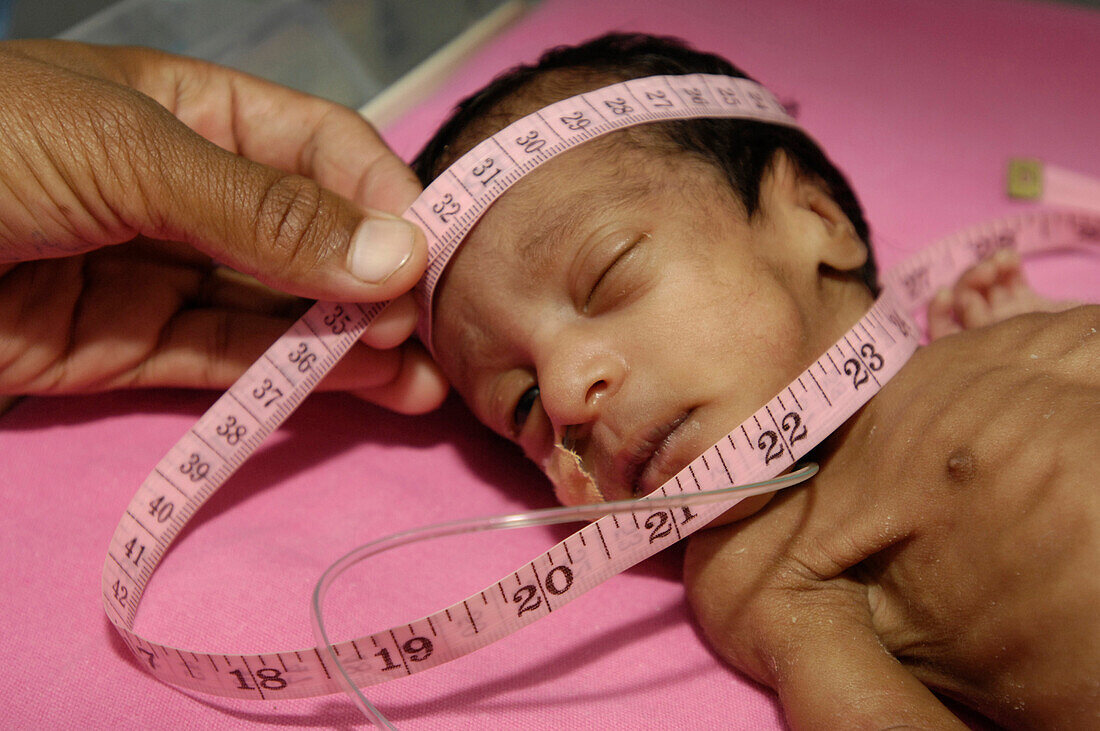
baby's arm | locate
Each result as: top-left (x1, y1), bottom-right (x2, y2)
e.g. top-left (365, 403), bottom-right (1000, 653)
top-left (927, 248), bottom-right (1076, 339)
top-left (684, 497), bottom-right (965, 729)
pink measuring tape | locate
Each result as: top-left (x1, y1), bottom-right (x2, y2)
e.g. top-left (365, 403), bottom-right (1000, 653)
top-left (100, 73), bottom-right (1099, 708)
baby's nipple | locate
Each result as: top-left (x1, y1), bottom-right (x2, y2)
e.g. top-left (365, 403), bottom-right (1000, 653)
top-left (543, 442), bottom-right (603, 506)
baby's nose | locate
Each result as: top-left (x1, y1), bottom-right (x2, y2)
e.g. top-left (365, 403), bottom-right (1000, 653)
top-left (537, 338), bottom-right (626, 428)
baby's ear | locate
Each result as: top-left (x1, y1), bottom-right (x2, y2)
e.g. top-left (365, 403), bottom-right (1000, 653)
top-left (766, 152), bottom-right (867, 274)
top-left (803, 184), bottom-right (867, 273)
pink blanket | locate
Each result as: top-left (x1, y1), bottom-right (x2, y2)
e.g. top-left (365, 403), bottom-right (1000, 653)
top-left (2, 0), bottom-right (1097, 727)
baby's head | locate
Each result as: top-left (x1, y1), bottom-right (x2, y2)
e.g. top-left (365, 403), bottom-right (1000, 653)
top-left (414, 33), bottom-right (877, 506)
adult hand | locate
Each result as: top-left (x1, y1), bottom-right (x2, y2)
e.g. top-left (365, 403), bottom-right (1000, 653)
top-left (0, 40), bottom-right (448, 414)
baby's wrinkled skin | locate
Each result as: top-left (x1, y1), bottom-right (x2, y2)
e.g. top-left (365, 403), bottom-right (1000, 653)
top-left (686, 307), bottom-right (1099, 729)
top-left (430, 132), bottom-right (1099, 727)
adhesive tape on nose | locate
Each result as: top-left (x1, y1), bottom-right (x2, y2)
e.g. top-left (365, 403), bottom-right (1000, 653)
top-left (543, 442), bottom-right (602, 505)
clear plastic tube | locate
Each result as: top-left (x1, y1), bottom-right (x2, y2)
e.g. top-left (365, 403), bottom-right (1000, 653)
top-left (311, 462), bottom-right (818, 728)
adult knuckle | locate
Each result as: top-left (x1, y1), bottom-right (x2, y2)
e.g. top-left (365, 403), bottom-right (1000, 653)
top-left (252, 173), bottom-right (335, 275)
top-left (85, 87), bottom-right (158, 162)
top-left (298, 105), bottom-right (349, 171)
top-left (80, 87), bottom-right (176, 229)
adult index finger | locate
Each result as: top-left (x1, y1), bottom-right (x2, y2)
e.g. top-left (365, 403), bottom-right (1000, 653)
top-left (1, 41), bottom-right (423, 217)
top-left (114, 46), bottom-right (424, 216)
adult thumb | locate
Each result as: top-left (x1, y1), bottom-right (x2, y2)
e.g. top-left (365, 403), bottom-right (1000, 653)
top-left (139, 112), bottom-right (429, 303)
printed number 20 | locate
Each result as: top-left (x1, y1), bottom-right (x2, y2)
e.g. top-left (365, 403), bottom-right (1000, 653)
top-left (512, 565), bottom-right (575, 616)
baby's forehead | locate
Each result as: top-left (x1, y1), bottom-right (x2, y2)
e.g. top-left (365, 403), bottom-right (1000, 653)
top-left (455, 138), bottom-right (663, 254)
top-left (429, 141), bottom-right (674, 382)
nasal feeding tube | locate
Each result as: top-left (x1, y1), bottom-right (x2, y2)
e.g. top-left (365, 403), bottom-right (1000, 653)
top-left (311, 463), bottom-right (819, 729)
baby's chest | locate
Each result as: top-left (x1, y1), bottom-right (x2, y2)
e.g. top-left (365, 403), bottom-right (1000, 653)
top-left (796, 380), bottom-right (1085, 593)
top-left (851, 338), bottom-right (1096, 507)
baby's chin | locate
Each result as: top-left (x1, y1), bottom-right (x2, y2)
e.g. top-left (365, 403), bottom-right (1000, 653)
top-left (542, 442), bottom-right (777, 526)
top-left (703, 492), bottom-right (777, 527)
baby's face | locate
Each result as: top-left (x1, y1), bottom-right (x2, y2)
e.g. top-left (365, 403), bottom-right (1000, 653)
top-left (432, 139), bottom-right (871, 505)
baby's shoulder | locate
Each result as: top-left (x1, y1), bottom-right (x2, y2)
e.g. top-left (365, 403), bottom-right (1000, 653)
top-left (901, 304), bottom-right (1098, 390)
top-left (846, 305), bottom-right (1099, 479)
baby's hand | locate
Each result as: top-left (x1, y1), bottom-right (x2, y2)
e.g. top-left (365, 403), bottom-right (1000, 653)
top-left (927, 248), bottom-right (1076, 339)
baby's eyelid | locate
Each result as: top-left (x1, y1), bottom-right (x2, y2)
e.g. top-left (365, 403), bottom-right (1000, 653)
top-left (511, 384), bottom-right (540, 435)
top-left (583, 233), bottom-right (648, 313)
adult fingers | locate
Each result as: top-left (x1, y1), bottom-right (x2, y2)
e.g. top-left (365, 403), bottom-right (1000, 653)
top-left (139, 260), bottom-right (423, 368)
top-left (1, 40), bottom-right (423, 215)
top-left (0, 43), bottom-right (427, 303)
top-left (198, 275), bottom-right (443, 409)
top-left (114, 307), bottom-right (404, 393)
top-left (141, 107), bottom-right (428, 302)
top-left (162, 54), bottom-right (423, 215)
top-left (360, 293), bottom-right (420, 349)
top-left (353, 345), bottom-right (449, 415)
top-left (137, 307), bottom-right (446, 414)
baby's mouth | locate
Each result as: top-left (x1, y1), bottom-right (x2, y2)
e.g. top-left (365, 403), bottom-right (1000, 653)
top-left (544, 410), bottom-right (696, 504)
top-left (612, 410), bottom-right (692, 498)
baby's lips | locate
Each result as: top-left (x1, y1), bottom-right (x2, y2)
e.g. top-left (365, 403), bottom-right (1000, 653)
top-left (544, 443), bottom-right (604, 506)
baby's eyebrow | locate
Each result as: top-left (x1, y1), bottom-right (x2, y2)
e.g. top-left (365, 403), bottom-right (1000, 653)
top-left (514, 176), bottom-right (654, 273)
top-left (517, 203), bottom-right (589, 273)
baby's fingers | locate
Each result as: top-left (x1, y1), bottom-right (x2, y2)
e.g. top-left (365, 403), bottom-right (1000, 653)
top-left (954, 286), bottom-right (994, 329)
top-left (928, 288), bottom-right (962, 340)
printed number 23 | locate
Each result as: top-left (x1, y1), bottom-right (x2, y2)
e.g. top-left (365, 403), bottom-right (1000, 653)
top-left (843, 343), bottom-right (884, 390)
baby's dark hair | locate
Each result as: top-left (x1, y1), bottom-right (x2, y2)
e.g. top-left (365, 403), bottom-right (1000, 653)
top-left (413, 32), bottom-right (878, 292)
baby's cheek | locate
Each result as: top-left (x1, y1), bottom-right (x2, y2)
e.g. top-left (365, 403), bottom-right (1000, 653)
top-left (543, 443), bottom-right (603, 506)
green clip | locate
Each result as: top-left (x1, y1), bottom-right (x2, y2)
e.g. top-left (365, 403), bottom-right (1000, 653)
top-left (1007, 158), bottom-right (1043, 200)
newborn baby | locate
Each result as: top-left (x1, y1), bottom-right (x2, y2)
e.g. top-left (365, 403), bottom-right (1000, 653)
top-left (414, 33), bottom-right (1098, 729)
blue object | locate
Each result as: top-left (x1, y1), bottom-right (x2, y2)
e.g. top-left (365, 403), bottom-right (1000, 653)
top-left (0, 0), bottom-right (10, 39)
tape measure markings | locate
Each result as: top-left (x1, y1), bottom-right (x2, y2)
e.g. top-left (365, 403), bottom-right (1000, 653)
top-left (106, 295), bottom-right (387, 621)
top-left (411, 74), bottom-right (796, 325)
top-left (101, 72), bottom-right (1098, 701)
top-left (881, 209), bottom-right (1097, 312)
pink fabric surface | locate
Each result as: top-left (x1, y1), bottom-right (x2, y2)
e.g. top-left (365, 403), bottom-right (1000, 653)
top-left (1, 0), bottom-right (1097, 728)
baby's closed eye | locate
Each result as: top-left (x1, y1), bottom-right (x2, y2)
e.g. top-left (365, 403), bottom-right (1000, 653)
top-left (513, 384), bottom-right (540, 432)
top-left (584, 233), bottom-right (651, 314)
